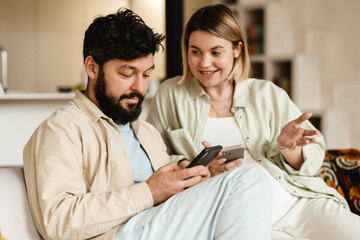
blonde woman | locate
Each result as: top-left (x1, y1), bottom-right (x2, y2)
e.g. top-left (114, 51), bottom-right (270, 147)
top-left (147, 4), bottom-right (360, 239)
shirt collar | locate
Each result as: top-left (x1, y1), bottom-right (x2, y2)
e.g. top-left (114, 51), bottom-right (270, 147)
top-left (72, 90), bottom-right (142, 130)
top-left (184, 77), bottom-right (208, 99)
top-left (233, 79), bottom-right (250, 108)
top-left (72, 90), bottom-right (109, 123)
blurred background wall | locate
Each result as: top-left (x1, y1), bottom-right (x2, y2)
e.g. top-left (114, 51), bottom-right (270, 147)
top-left (0, 0), bottom-right (359, 148)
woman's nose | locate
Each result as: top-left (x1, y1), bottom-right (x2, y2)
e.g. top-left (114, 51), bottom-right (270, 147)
top-left (199, 54), bottom-right (212, 68)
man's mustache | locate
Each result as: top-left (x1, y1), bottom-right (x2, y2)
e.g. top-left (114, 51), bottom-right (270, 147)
top-left (119, 92), bottom-right (144, 101)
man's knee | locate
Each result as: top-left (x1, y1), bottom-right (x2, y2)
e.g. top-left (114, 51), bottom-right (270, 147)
top-left (229, 166), bottom-right (271, 194)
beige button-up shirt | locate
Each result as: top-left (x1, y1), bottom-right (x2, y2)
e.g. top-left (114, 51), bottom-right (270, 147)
top-left (23, 90), bottom-right (169, 239)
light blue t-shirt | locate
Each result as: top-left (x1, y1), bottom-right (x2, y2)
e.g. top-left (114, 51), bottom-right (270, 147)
top-left (118, 123), bottom-right (154, 184)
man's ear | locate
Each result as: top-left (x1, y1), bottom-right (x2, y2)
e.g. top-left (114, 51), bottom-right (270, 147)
top-left (84, 56), bottom-right (99, 80)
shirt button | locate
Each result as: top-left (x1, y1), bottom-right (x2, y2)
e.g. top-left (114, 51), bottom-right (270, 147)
top-left (246, 137), bottom-right (250, 141)
top-left (258, 159), bottom-right (261, 162)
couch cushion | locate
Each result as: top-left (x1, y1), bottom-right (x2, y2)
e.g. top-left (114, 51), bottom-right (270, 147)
top-left (0, 167), bottom-right (41, 240)
top-left (317, 149), bottom-right (360, 216)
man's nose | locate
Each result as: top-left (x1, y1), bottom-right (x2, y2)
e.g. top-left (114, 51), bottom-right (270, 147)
top-left (131, 75), bottom-right (147, 93)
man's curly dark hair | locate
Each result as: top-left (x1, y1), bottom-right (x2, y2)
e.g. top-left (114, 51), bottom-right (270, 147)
top-left (83, 8), bottom-right (165, 67)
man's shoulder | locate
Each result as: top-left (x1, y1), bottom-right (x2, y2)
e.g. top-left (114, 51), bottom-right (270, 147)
top-left (37, 100), bottom-right (89, 132)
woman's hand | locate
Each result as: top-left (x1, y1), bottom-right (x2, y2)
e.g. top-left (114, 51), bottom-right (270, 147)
top-left (277, 112), bottom-right (319, 151)
top-left (277, 112), bottom-right (319, 169)
top-left (202, 141), bottom-right (242, 177)
top-left (208, 158), bottom-right (241, 177)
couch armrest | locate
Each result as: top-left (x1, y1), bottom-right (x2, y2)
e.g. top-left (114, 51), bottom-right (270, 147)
top-left (0, 167), bottom-right (41, 239)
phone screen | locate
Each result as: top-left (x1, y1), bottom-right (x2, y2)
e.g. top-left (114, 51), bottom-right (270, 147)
top-left (186, 145), bottom-right (223, 168)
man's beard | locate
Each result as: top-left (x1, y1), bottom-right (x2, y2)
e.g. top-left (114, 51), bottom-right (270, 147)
top-left (94, 69), bottom-right (144, 125)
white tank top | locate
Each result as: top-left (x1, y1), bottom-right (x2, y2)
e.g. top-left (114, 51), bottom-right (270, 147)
top-left (203, 117), bottom-right (297, 224)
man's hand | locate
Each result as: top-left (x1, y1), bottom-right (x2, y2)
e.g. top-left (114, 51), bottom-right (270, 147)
top-left (178, 160), bottom-right (211, 180)
top-left (146, 162), bottom-right (205, 205)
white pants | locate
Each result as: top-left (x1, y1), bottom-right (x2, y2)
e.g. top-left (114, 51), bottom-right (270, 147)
top-left (272, 196), bottom-right (360, 240)
top-left (116, 166), bottom-right (272, 240)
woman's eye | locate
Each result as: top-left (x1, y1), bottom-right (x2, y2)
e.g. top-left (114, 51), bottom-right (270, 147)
top-left (191, 50), bottom-right (199, 55)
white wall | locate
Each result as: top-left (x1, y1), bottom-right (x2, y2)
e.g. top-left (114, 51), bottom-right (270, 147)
top-left (0, 0), bottom-right (166, 93)
top-left (0, 95), bottom-right (152, 167)
top-left (293, 0), bottom-right (360, 148)
top-left (183, 0), bottom-right (212, 23)
top-left (131, 0), bottom-right (166, 82)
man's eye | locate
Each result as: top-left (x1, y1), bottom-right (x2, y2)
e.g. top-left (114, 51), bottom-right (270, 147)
top-left (121, 73), bottom-right (132, 78)
top-left (212, 51), bottom-right (221, 55)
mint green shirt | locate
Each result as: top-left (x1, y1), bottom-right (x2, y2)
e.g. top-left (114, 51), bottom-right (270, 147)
top-left (147, 76), bottom-right (348, 208)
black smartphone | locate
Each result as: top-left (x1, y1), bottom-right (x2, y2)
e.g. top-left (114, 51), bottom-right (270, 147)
top-left (186, 145), bottom-right (223, 168)
top-left (221, 144), bottom-right (245, 163)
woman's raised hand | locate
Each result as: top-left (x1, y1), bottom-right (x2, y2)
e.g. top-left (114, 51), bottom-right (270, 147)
top-left (277, 112), bottom-right (319, 151)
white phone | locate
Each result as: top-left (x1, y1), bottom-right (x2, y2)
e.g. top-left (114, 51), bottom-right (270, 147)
top-left (221, 144), bottom-right (245, 163)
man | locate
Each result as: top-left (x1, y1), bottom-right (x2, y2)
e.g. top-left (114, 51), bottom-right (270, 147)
top-left (23, 8), bottom-right (271, 240)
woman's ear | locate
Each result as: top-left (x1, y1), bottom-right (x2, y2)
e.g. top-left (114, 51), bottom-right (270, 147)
top-left (84, 56), bottom-right (99, 80)
top-left (234, 41), bottom-right (243, 58)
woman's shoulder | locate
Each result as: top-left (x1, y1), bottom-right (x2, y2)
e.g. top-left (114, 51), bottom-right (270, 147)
top-left (245, 78), bottom-right (276, 87)
top-left (244, 78), bottom-right (287, 94)
top-left (156, 75), bottom-right (187, 95)
top-left (159, 75), bottom-right (183, 87)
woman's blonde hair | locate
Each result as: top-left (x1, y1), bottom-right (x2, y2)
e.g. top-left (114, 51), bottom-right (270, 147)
top-left (180, 4), bottom-right (250, 83)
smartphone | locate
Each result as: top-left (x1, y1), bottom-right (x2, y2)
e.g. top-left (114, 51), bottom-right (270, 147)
top-left (221, 144), bottom-right (245, 163)
top-left (186, 145), bottom-right (223, 168)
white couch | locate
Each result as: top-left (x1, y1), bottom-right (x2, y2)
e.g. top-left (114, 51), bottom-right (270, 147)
top-left (0, 167), bottom-right (40, 239)
top-left (0, 167), bottom-right (308, 240)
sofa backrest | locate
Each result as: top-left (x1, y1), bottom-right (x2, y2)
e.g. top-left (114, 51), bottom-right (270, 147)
top-left (0, 167), bottom-right (41, 240)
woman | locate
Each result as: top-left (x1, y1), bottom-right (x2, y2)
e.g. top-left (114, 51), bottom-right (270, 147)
top-left (147, 4), bottom-right (360, 239)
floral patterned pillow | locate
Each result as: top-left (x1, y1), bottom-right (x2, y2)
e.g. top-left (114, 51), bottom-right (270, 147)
top-left (317, 149), bottom-right (360, 215)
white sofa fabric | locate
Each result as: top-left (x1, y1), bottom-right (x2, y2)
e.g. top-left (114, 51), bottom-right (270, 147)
top-left (0, 167), bottom-right (40, 240)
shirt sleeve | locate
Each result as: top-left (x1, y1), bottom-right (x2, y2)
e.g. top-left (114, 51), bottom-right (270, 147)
top-left (267, 83), bottom-right (325, 176)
